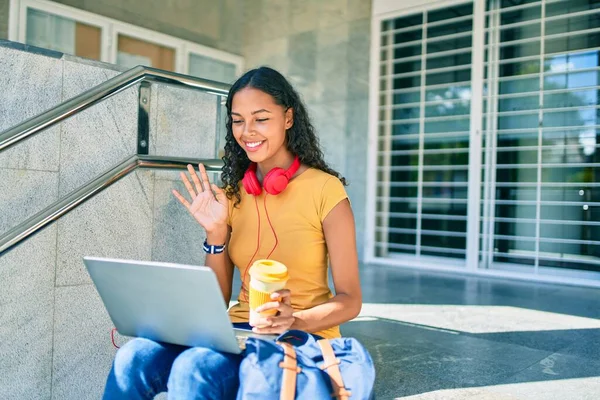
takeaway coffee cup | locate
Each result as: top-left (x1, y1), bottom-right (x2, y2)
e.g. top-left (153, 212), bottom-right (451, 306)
top-left (248, 259), bottom-right (289, 327)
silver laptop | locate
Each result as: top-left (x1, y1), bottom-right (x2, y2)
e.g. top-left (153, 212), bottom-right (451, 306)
top-left (83, 256), bottom-right (276, 354)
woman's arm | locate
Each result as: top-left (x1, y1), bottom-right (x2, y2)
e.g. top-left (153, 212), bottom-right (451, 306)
top-left (205, 226), bottom-right (235, 305)
top-left (252, 198), bottom-right (362, 334)
top-left (171, 162), bottom-right (234, 306)
top-left (291, 198), bottom-right (362, 332)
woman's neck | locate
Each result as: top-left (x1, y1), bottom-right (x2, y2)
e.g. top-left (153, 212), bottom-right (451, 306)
top-left (256, 150), bottom-right (295, 181)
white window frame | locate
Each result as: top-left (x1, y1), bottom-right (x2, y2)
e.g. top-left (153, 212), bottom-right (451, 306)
top-left (10, 0), bottom-right (112, 60)
top-left (366, 0), bottom-right (481, 268)
top-left (367, 0), bottom-right (600, 288)
top-left (8, 0), bottom-right (244, 79)
top-left (107, 19), bottom-right (187, 70)
top-left (184, 42), bottom-right (245, 78)
top-left (479, 0), bottom-right (600, 285)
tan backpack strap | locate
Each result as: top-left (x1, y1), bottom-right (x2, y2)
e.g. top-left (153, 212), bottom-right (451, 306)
top-left (317, 339), bottom-right (352, 400)
top-left (277, 341), bottom-right (301, 400)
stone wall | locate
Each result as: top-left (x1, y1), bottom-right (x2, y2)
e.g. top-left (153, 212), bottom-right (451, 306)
top-left (0, 0), bottom-right (8, 40)
top-left (241, 0), bottom-right (372, 259)
top-left (0, 42), bottom-right (220, 399)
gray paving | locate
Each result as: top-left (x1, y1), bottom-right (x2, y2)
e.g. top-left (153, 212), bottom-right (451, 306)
top-left (339, 264), bottom-right (600, 399)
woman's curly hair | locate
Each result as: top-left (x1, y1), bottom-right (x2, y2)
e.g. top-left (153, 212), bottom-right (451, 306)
top-left (221, 66), bottom-right (346, 206)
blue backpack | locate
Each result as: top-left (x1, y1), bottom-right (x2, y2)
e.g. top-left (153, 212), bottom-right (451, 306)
top-left (237, 330), bottom-right (375, 400)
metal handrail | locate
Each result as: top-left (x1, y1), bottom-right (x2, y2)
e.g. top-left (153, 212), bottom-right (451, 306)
top-left (0, 66), bottom-right (230, 153)
top-left (0, 65), bottom-right (231, 256)
top-left (0, 155), bottom-right (224, 256)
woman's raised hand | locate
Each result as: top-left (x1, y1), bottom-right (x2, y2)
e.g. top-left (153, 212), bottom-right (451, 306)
top-left (172, 164), bottom-right (228, 234)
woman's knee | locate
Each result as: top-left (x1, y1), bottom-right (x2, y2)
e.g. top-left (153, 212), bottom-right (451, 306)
top-left (170, 347), bottom-right (239, 380)
top-left (112, 338), bottom-right (165, 375)
top-left (105, 338), bottom-right (181, 399)
top-left (172, 347), bottom-right (237, 375)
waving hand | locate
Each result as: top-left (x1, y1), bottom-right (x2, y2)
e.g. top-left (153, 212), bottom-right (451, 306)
top-left (172, 164), bottom-right (228, 233)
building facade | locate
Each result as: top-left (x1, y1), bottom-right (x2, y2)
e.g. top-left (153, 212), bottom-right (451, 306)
top-left (3, 0), bottom-right (598, 286)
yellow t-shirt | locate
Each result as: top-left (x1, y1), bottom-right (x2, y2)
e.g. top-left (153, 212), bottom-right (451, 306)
top-left (226, 167), bottom-right (348, 339)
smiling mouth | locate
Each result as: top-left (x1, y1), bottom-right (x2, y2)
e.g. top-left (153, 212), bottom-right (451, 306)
top-left (244, 140), bottom-right (265, 151)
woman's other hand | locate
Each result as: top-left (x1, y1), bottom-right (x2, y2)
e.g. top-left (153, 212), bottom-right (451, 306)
top-left (172, 163), bottom-right (228, 234)
top-left (251, 289), bottom-right (295, 335)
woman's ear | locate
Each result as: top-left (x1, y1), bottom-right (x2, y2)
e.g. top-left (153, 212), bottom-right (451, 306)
top-left (285, 107), bottom-right (294, 130)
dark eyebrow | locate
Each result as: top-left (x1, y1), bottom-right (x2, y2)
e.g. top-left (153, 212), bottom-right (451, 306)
top-left (231, 109), bottom-right (272, 117)
top-left (251, 109), bottom-right (271, 115)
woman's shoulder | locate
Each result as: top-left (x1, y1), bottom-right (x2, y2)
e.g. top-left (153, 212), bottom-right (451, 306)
top-left (298, 168), bottom-right (348, 201)
top-left (300, 168), bottom-right (349, 221)
top-left (299, 167), bottom-right (344, 185)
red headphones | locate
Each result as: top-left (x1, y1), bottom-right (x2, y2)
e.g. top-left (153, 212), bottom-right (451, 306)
top-left (242, 155), bottom-right (301, 196)
top-left (239, 155), bottom-right (300, 301)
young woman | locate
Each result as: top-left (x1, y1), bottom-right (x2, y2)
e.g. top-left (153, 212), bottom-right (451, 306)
top-left (102, 66), bottom-right (362, 399)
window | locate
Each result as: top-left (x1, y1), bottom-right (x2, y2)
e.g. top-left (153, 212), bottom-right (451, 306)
top-left (188, 54), bottom-right (238, 84)
top-left (25, 8), bottom-right (102, 60)
top-left (373, 2), bottom-right (474, 264)
top-left (9, 0), bottom-right (243, 81)
top-left (369, 0), bottom-right (600, 280)
top-left (115, 34), bottom-right (176, 70)
top-left (481, 0), bottom-right (600, 274)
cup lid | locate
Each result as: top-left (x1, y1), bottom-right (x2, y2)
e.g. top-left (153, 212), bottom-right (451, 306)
top-left (249, 259), bottom-right (289, 282)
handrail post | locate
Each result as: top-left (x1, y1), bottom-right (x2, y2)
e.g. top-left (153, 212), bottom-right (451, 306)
top-left (137, 82), bottom-right (152, 154)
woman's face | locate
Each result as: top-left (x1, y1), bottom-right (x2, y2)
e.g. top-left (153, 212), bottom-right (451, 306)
top-left (231, 87), bottom-right (293, 164)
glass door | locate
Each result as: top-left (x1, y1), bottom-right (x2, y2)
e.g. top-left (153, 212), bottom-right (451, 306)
top-left (482, 0), bottom-right (600, 275)
top-left (375, 2), bottom-right (474, 264)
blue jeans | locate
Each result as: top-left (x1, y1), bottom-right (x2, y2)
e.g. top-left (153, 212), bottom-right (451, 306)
top-left (103, 323), bottom-right (251, 400)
